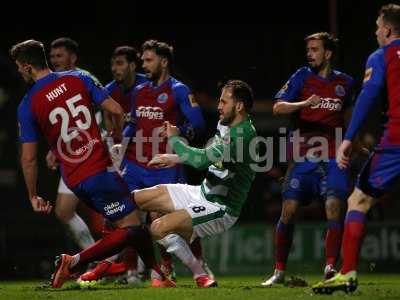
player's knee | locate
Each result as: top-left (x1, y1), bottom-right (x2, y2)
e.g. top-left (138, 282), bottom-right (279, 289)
top-left (325, 198), bottom-right (342, 220)
top-left (150, 218), bottom-right (168, 240)
top-left (347, 189), bottom-right (375, 212)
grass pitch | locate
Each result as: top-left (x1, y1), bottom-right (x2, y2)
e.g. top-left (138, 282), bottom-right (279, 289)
top-left (1, 274), bottom-right (400, 300)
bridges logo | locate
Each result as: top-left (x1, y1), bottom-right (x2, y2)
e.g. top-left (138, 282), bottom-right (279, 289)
top-left (310, 98), bottom-right (343, 111)
top-left (136, 106), bottom-right (164, 120)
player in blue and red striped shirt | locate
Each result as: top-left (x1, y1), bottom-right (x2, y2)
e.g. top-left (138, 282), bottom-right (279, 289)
top-left (262, 32), bottom-right (354, 287)
top-left (80, 39), bottom-right (215, 287)
top-left (11, 39), bottom-right (174, 289)
top-left (313, 4), bottom-right (400, 294)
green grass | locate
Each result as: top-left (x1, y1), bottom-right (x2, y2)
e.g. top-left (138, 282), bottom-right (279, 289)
top-left (1, 274), bottom-right (400, 300)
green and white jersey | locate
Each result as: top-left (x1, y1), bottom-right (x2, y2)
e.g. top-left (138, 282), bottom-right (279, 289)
top-left (169, 117), bottom-right (258, 217)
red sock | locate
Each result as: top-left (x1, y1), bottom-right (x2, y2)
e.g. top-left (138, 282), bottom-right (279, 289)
top-left (274, 220), bottom-right (294, 271)
top-left (190, 237), bottom-right (203, 260)
top-left (77, 227), bottom-right (130, 268)
top-left (325, 220), bottom-right (343, 266)
top-left (341, 210), bottom-right (366, 274)
top-left (121, 246), bottom-right (138, 270)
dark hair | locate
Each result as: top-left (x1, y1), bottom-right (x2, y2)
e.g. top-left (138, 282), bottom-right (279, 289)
top-left (141, 39), bottom-right (174, 63)
top-left (10, 39), bottom-right (48, 69)
top-left (380, 3), bottom-right (400, 35)
top-left (223, 80), bottom-right (254, 112)
top-left (50, 37), bottom-right (79, 55)
top-left (304, 32), bottom-right (338, 54)
top-left (112, 46), bottom-right (139, 63)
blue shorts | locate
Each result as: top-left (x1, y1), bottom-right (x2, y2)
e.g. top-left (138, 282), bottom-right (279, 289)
top-left (120, 159), bottom-right (186, 192)
top-left (72, 170), bottom-right (135, 222)
top-left (282, 158), bottom-right (349, 203)
top-left (357, 147), bottom-right (400, 198)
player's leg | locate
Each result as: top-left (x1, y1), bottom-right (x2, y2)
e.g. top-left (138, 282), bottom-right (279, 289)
top-left (312, 150), bottom-right (400, 294)
top-left (261, 199), bottom-right (298, 286)
top-left (80, 159), bottom-right (147, 285)
top-left (51, 171), bottom-right (174, 288)
top-left (55, 178), bottom-right (95, 250)
top-left (262, 162), bottom-right (312, 287)
top-left (142, 184), bottom-right (226, 287)
top-left (312, 187), bottom-right (375, 294)
top-left (190, 237), bottom-right (215, 280)
top-left (324, 196), bottom-right (342, 278)
top-left (136, 185), bottom-right (201, 279)
top-left (134, 184), bottom-right (175, 213)
top-left (323, 159), bottom-right (347, 279)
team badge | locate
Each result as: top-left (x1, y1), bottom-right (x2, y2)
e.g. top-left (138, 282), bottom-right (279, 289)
top-left (157, 93), bottom-right (169, 104)
top-left (289, 178), bottom-right (300, 189)
top-left (335, 85), bottom-right (345, 97)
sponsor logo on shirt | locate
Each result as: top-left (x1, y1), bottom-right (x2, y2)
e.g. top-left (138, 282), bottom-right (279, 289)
top-left (136, 106), bottom-right (164, 120)
top-left (310, 98), bottom-right (343, 111)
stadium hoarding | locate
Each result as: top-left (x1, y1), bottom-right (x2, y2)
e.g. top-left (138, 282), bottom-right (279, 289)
top-left (177, 223), bottom-right (400, 275)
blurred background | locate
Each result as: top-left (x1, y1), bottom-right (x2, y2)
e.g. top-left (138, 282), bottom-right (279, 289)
top-left (1, 0), bottom-right (399, 278)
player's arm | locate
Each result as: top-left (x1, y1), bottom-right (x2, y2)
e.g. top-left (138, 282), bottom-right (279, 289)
top-left (21, 142), bottom-right (38, 199)
top-left (273, 94), bottom-right (321, 115)
top-left (344, 51), bottom-right (385, 142)
top-left (343, 78), bottom-right (355, 127)
top-left (101, 97), bottom-right (124, 141)
top-left (123, 91), bottom-right (137, 138)
top-left (103, 82), bottom-right (118, 137)
top-left (272, 68), bottom-right (314, 115)
top-left (80, 74), bottom-right (124, 141)
top-left (337, 50), bottom-right (385, 169)
top-left (18, 102), bottom-right (52, 214)
top-left (163, 121), bottom-right (228, 170)
top-left (103, 110), bottom-right (114, 136)
top-left (175, 86), bottom-right (205, 140)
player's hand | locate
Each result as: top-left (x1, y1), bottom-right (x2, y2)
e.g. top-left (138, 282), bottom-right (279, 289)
top-left (336, 140), bottom-right (352, 169)
top-left (163, 121), bottom-right (180, 138)
top-left (304, 94), bottom-right (321, 107)
top-left (110, 144), bottom-right (123, 166)
top-left (46, 150), bottom-right (59, 170)
top-left (148, 154), bottom-right (180, 168)
top-left (30, 196), bottom-right (53, 214)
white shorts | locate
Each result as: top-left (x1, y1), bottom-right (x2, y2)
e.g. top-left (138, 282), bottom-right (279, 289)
top-left (165, 184), bottom-right (238, 240)
top-left (57, 177), bottom-right (74, 195)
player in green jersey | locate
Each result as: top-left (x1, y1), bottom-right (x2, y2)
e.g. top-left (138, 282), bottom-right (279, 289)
top-left (132, 80), bottom-right (258, 287)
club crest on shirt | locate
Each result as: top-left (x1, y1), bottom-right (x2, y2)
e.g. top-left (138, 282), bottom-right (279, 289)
top-left (290, 178), bottom-right (300, 189)
top-left (157, 93), bottom-right (169, 104)
top-left (335, 85), bottom-right (345, 97)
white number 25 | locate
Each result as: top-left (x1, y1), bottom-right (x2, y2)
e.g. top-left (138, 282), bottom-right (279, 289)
top-left (49, 94), bottom-right (92, 143)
